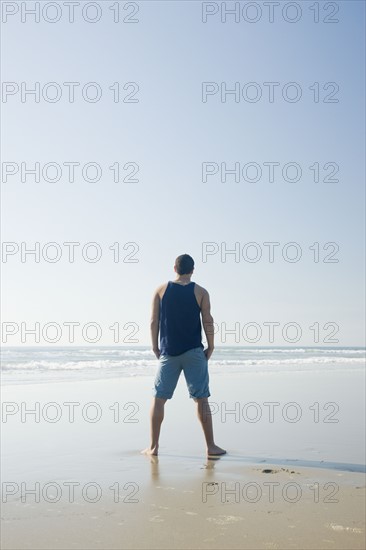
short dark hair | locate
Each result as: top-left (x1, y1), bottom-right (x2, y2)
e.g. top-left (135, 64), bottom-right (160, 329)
top-left (175, 254), bottom-right (194, 275)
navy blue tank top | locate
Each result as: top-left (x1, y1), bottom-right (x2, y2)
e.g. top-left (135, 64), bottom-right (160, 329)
top-left (159, 281), bottom-right (204, 356)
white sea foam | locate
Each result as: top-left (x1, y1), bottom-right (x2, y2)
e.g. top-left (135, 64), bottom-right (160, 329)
top-left (210, 357), bottom-right (365, 366)
top-left (1, 358), bottom-right (156, 371)
top-left (1, 347), bottom-right (364, 384)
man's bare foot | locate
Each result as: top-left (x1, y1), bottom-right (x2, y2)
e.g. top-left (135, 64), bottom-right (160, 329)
top-left (141, 446), bottom-right (159, 456)
top-left (207, 444), bottom-right (226, 456)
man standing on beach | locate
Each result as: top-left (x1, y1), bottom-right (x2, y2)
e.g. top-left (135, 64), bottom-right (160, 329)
top-left (142, 254), bottom-right (226, 457)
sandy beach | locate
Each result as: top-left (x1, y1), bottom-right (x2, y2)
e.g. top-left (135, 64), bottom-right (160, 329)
top-left (1, 366), bottom-right (365, 549)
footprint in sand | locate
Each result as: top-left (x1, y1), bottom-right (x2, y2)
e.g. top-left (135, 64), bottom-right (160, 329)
top-left (149, 515), bottom-right (164, 523)
top-left (207, 515), bottom-right (244, 525)
top-left (256, 468), bottom-right (299, 474)
top-left (326, 523), bottom-right (363, 534)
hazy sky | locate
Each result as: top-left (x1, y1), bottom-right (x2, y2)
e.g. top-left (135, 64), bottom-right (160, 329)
top-left (1, 1), bottom-right (365, 346)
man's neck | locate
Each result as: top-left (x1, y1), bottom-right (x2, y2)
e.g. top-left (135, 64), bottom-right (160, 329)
top-left (174, 276), bottom-right (191, 284)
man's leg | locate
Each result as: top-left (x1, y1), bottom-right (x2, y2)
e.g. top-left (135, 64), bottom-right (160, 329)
top-left (194, 397), bottom-right (226, 456)
top-left (141, 397), bottom-right (167, 456)
top-left (182, 348), bottom-right (226, 456)
top-left (142, 352), bottom-right (181, 456)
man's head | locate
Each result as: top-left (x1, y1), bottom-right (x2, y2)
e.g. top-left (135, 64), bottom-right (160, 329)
top-left (174, 254), bottom-right (194, 276)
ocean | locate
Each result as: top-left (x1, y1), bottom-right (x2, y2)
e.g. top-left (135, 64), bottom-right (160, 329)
top-left (1, 346), bottom-right (365, 385)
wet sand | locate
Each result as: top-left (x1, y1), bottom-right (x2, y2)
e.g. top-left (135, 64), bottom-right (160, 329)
top-left (1, 371), bottom-right (365, 549)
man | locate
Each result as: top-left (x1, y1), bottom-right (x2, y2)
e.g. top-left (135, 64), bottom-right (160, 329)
top-left (142, 254), bottom-right (226, 457)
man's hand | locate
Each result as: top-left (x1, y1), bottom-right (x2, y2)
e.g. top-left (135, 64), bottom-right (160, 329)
top-left (204, 346), bottom-right (214, 361)
top-left (153, 347), bottom-right (161, 359)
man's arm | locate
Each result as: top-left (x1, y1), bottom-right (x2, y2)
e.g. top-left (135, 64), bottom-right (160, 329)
top-left (201, 290), bottom-right (214, 359)
top-left (150, 289), bottom-right (161, 358)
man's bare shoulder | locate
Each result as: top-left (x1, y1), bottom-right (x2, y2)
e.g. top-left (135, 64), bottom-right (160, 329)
top-left (154, 282), bottom-right (169, 299)
top-left (194, 283), bottom-right (209, 295)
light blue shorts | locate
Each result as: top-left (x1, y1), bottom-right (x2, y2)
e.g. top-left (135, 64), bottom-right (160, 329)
top-left (153, 346), bottom-right (210, 400)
